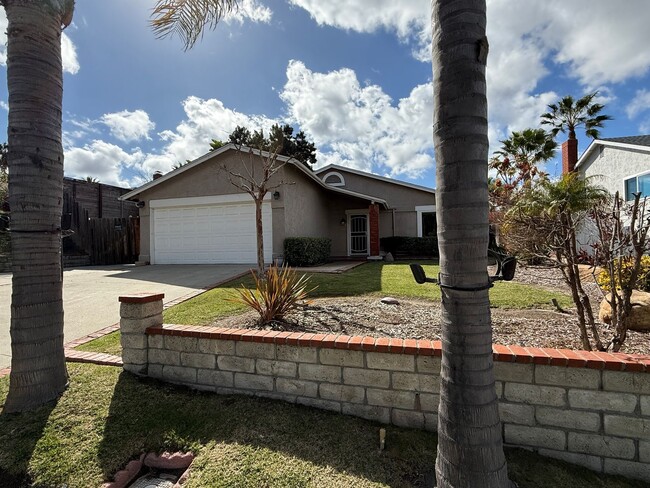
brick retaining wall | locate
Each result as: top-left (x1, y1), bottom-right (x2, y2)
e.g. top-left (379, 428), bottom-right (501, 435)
top-left (120, 294), bottom-right (650, 482)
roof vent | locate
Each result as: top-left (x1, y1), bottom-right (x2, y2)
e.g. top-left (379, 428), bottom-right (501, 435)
top-left (152, 171), bottom-right (163, 180)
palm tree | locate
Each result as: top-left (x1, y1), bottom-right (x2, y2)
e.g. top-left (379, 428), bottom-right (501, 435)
top-left (151, 0), bottom-right (237, 50)
top-left (2, 0), bottom-right (236, 413)
top-left (2, 0), bottom-right (74, 412)
top-left (504, 174), bottom-right (609, 351)
top-left (431, 1), bottom-right (512, 486)
top-left (493, 128), bottom-right (556, 186)
top-left (541, 92), bottom-right (612, 173)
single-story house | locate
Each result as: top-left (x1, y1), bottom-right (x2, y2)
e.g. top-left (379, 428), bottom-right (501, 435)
top-left (575, 135), bottom-right (650, 200)
top-left (571, 135), bottom-right (650, 252)
top-left (120, 144), bottom-right (436, 265)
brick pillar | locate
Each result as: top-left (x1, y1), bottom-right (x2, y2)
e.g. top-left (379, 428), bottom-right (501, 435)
top-left (562, 138), bottom-right (578, 174)
top-left (369, 203), bottom-right (380, 257)
top-left (119, 293), bottom-right (164, 375)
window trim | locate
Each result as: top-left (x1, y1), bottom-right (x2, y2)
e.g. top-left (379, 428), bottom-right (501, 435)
top-left (624, 171), bottom-right (650, 201)
top-left (322, 171), bottom-right (346, 187)
top-left (415, 205), bottom-right (436, 238)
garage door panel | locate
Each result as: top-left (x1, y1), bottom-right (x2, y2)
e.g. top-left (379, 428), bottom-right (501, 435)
top-left (153, 200), bottom-right (272, 264)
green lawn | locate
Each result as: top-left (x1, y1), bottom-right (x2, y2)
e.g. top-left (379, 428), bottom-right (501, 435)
top-left (0, 364), bottom-right (643, 488)
top-left (164, 262), bottom-right (573, 326)
top-left (78, 262), bottom-right (572, 357)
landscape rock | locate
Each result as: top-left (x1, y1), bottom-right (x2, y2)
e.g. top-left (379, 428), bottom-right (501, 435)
top-left (384, 252), bottom-right (394, 262)
top-left (599, 290), bottom-right (650, 331)
top-left (381, 297), bottom-right (400, 305)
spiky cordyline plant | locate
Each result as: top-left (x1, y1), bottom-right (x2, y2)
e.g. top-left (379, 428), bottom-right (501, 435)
top-left (233, 264), bottom-right (316, 324)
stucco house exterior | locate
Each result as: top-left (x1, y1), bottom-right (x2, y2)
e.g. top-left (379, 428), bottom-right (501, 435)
top-left (120, 144), bottom-right (436, 265)
top-left (575, 135), bottom-right (650, 199)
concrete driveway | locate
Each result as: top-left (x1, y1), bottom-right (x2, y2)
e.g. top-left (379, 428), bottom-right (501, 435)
top-left (0, 264), bottom-right (251, 368)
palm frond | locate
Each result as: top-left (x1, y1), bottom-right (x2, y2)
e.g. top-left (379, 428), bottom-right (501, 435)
top-left (151, 0), bottom-right (238, 50)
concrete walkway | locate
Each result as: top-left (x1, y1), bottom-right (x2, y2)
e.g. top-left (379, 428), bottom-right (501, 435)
top-left (0, 264), bottom-right (251, 368)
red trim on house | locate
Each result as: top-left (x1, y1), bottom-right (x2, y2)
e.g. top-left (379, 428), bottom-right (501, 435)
top-left (369, 203), bottom-right (380, 256)
top-left (119, 293), bottom-right (165, 304)
top-left (145, 324), bottom-right (650, 372)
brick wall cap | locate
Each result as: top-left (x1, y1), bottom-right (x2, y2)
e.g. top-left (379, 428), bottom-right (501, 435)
top-left (119, 293), bottom-right (165, 303)
top-left (145, 324), bottom-right (650, 372)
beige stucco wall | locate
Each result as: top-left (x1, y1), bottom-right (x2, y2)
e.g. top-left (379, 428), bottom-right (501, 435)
top-left (132, 151), bottom-right (292, 263)
top-left (581, 145), bottom-right (650, 197)
top-left (131, 151), bottom-right (375, 262)
top-left (321, 169), bottom-right (435, 239)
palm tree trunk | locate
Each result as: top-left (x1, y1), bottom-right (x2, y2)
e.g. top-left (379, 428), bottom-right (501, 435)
top-left (3, 0), bottom-right (69, 412)
top-left (432, 1), bottom-right (511, 486)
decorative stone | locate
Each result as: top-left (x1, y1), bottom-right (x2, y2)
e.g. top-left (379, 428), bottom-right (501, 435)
top-left (384, 252), bottom-right (395, 262)
top-left (381, 297), bottom-right (399, 305)
top-left (599, 290), bottom-right (650, 331)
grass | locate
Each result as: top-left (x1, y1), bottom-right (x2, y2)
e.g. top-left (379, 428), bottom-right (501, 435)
top-left (164, 262), bottom-right (573, 326)
top-left (76, 331), bottom-right (122, 356)
top-left (0, 363), bottom-right (644, 488)
top-left (78, 262), bottom-right (573, 356)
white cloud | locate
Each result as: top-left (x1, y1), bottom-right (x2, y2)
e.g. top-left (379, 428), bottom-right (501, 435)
top-left (288, 0), bottom-right (650, 144)
top-left (65, 140), bottom-right (144, 187)
top-left (141, 96), bottom-right (277, 174)
top-left (290, 0), bottom-right (650, 88)
top-left (0, 101), bottom-right (8, 111)
top-left (0, 13), bottom-right (6, 66)
top-left (101, 109), bottom-right (155, 143)
top-left (61, 32), bottom-right (80, 74)
top-left (280, 60), bottom-right (434, 178)
top-left (227, 0), bottom-right (272, 24)
top-left (626, 90), bottom-right (650, 119)
top-left (0, 10), bottom-right (80, 74)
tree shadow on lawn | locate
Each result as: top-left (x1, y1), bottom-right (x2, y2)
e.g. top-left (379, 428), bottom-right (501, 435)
top-left (0, 398), bottom-right (58, 487)
top-left (97, 371), bottom-right (437, 487)
top-left (97, 372), bottom-right (645, 488)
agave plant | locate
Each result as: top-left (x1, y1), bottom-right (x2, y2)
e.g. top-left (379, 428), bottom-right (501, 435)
top-left (233, 264), bottom-right (316, 324)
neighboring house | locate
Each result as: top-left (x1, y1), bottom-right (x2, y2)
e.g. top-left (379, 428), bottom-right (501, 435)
top-left (573, 135), bottom-right (650, 252)
top-left (575, 135), bottom-right (650, 200)
top-left (120, 144), bottom-right (436, 265)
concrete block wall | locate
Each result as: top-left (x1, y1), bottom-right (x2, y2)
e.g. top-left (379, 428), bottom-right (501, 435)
top-left (120, 294), bottom-right (650, 483)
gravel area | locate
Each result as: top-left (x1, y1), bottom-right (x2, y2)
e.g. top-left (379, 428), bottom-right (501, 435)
top-left (210, 265), bottom-right (650, 355)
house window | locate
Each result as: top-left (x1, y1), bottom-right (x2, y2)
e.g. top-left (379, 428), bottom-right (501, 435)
top-left (421, 212), bottom-right (437, 237)
top-left (415, 205), bottom-right (436, 238)
top-left (322, 171), bottom-right (345, 187)
top-left (624, 173), bottom-right (650, 201)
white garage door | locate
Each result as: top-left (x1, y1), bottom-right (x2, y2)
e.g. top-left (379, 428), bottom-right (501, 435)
top-left (151, 195), bottom-right (272, 264)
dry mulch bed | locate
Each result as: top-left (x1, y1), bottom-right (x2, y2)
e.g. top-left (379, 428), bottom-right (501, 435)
top-left (210, 266), bottom-right (650, 356)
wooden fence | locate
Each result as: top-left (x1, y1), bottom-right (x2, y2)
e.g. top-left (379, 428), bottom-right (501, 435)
top-left (63, 193), bottom-right (140, 265)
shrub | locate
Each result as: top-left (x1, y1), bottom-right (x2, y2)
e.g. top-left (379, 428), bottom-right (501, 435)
top-left (284, 237), bottom-right (331, 266)
top-left (232, 264), bottom-right (316, 324)
top-left (380, 236), bottom-right (438, 257)
top-left (597, 256), bottom-right (650, 292)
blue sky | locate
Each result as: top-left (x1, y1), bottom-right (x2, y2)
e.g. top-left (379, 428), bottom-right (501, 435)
top-left (1, 0), bottom-right (650, 189)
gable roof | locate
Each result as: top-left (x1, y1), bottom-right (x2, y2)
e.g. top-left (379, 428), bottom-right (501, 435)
top-left (601, 135), bottom-right (650, 147)
top-left (315, 163), bottom-right (436, 194)
top-left (575, 135), bottom-right (650, 172)
top-left (119, 144), bottom-right (389, 208)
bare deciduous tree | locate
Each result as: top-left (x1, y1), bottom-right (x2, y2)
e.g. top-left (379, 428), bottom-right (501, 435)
top-left (594, 192), bottom-right (650, 351)
top-left (503, 174), bottom-right (609, 350)
top-left (222, 143), bottom-right (291, 276)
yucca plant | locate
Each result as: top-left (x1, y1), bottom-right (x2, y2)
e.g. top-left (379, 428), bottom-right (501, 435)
top-left (233, 264), bottom-right (316, 324)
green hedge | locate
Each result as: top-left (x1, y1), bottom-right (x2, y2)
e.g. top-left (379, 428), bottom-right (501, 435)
top-left (284, 237), bottom-right (331, 266)
top-left (380, 236), bottom-right (438, 258)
